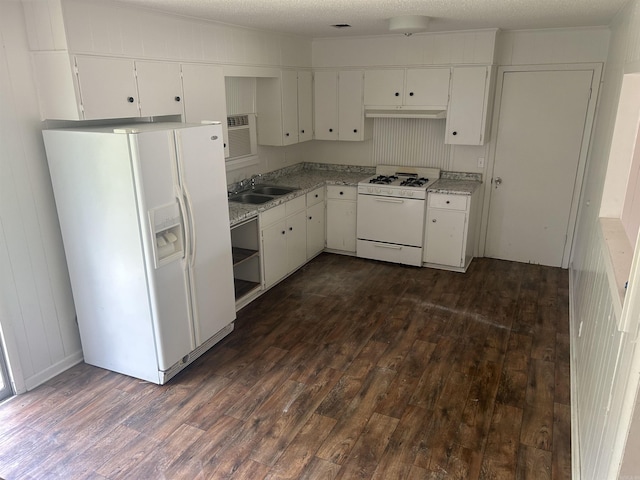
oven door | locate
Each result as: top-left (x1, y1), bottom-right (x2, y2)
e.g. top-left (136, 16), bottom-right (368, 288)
top-left (356, 193), bottom-right (425, 247)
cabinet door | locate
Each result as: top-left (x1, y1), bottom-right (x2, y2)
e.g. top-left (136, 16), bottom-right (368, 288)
top-left (306, 201), bottom-right (325, 259)
top-left (425, 209), bottom-right (466, 267)
top-left (364, 69), bottom-right (404, 106)
top-left (287, 210), bottom-right (307, 272)
top-left (135, 61), bottom-right (184, 117)
top-left (297, 71), bottom-right (313, 142)
top-left (262, 220), bottom-right (289, 288)
top-left (405, 68), bottom-right (450, 106)
top-left (326, 199), bottom-right (357, 253)
top-left (75, 56), bottom-right (139, 120)
top-left (339, 70), bottom-right (365, 141)
top-left (281, 70), bottom-right (299, 145)
top-left (181, 63), bottom-right (229, 157)
top-left (446, 66), bottom-right (490, 145)
top-left (314, 71), bottom-right (339, 140)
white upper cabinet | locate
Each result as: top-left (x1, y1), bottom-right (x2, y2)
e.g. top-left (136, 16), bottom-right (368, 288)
top-left (445, 66), bottom-right (494, 145)
top-left (405, 68), bottom-right (451, 107)
top-left (257, 70), bottom-right (312, 146)
top-left (181, 63), bottom-right (229, 157)
top-left (297, 71), bottom-right (313, 143)
top-left (135, 61), bottom-right (184, 117)
top-left (32, 54), bottom-right (190, 121)
top-left (313, 71), bottom-right (339, 141)
top-left (338, 70), bottom-right (368, 141)
top-left (363, 69), bottom-right (405, 106)
top-left (364, 68), bottom-right (451, 108)
top-left (74, 56), bottom-right (140, 120)
top-left (314, 70), bottom-right (371, 141)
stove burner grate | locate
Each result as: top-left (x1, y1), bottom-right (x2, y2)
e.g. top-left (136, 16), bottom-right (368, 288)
top-left (369, 175), bottom-right (398, 185)
top-left (400, 177), bottom-right (430, 187)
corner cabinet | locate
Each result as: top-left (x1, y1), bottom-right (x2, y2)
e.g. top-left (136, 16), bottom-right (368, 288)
top-left (445, 66), bottom-right (494, 145)
top-left (325, 185), bottom-right (357, 254)
top-left (423, 191), bottom-right (479, 272)
top-left (313, 70), bottom-right (371, 141)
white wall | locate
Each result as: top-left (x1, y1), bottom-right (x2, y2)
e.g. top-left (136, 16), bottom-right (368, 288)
top-left (569, 0), bottom-right (640, 477)
top-left (0, 2), bottom-right (81, 393)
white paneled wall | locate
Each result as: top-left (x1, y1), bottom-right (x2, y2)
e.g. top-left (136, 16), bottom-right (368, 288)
top-left (35, 0), bottom-right (312, 67)
top-left (312, 30), bottom-right (497, 68)
top-left (371, 118), bottom-right (451, 170)
top-left (570, 0), bottom-right (640, 478)
top-left (496, 27), bottom-right (610, 66)
top-left (1, 2), bottom-right (82, 393)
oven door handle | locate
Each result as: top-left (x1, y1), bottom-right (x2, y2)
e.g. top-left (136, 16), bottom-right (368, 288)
top-left (373, 243), bottom-right (403, 250)
top-left (374, 198), bottom-right (405, 204)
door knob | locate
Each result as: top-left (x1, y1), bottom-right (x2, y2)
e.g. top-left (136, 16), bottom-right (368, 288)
top-left (494, 177), bottom-right (503, 188)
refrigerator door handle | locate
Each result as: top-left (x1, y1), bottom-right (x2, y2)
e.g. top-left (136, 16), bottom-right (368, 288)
top-left (176, 189), bottom-right (190, 261)
top-left (183, 188), bottom-right (197, 267)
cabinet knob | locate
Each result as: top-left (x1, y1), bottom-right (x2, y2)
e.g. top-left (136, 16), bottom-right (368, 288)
top-left (301, 129), bottom-right (305, 134)
top-left (394, 92), bottom-right (400, 97)
top-left (339, 191), bottom-right (344, 195)
top-left (446, 200), bottom-right (450, 204)
top-left (329, 128), bottom-right (333, 132)
top-left (175, 96), bottom-right (181, 102)
top-left (432, 219), bottom-right (437, 223)
top-left (308, 216), bottom-right (312, 220)
top-left (289, 226), bottom-right (293, 231)
top-left (353, 129), bottom-right (358, 133)
top-left (285, 132), bottom-right (290, 137)
top-left (409, 92), bottom-right (414, 96)
top-left (127, 96), bottom-right (135, 103)
top-left (315, 194), bottom-right (319, 198)
top-left (282, 230), bottom-right (286, 235)
top-left (452, 131), bottom-right (458, 136)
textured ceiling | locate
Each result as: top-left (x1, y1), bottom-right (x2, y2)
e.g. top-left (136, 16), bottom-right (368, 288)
top-left (111, 0), bottom-right (626, 37)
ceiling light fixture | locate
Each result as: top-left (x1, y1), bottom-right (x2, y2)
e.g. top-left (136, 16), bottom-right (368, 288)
top-left (388, 15), bottom-right (430, 36)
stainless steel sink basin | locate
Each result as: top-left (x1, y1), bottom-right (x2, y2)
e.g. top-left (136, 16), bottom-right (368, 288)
top-left (228, 193), bottom-right (274, 204)
top-left (251, 185), bottom-right (298, 196)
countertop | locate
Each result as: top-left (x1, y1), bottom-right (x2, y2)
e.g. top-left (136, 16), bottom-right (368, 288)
top-left (428, 178), bottom-right (482, 195)
top-left (228, 167), bottom-right (371, 226)
top-left (228, 164), bottom-right (483, 226)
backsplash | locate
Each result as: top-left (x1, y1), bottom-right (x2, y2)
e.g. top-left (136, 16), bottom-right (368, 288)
top-left (372, 118), bottom-right (451, 170)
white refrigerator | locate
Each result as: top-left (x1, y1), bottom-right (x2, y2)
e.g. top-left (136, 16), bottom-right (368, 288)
top-left (43, 122), bottom-right (236, 384)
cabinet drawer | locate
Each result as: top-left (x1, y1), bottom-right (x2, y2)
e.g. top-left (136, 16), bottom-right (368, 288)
top-left (327, 185), bottom-right (357, 201)
top-left (285, 195), bottom-right (306, 216)
top-left (306, 187), bottom-right (325, 207)
top-left (260, 203), bottom-right (286, 227)
top-left (357, 239), bottom-right (423, 267)
top-left (428, 193), bottom-right (468, 211)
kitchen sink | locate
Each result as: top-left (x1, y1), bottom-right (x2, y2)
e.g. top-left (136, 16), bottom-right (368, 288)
top-left (228, 184), bottom-right (299, 205)
top-left (251, 185), bottom-right (298, 196)
top-left (228, 193), bottom-right (274, 204)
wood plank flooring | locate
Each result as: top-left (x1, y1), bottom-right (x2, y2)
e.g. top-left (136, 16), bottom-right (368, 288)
top-left (0, 255), bottom-right (571, 479)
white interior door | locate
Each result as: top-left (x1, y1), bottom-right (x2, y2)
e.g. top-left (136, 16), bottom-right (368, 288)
top-left (0, 342), bottom-right (11, 401)
top-left (484, 67), bottom-right (596, 267)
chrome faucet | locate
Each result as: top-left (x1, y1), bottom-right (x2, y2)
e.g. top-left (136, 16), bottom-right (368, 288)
top-left (250, 174), bottom-right (262, 188)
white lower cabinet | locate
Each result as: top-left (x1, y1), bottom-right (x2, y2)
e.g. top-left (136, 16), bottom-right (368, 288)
top-left (306, 187), bottom-right (326, 259)
top-left (423, 192), bottom-right (477, 271)
top-left (326, 185), bottom-right (357, 254)
top-left (261, 196), bottom-right (307, 289)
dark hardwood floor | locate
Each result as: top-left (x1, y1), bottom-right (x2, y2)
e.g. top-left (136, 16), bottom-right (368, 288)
top-left (0, 254), bottom-right (570, 479)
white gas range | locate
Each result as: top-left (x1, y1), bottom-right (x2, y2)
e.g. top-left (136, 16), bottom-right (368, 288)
top-left (356, 166), bottom-right (440, 267)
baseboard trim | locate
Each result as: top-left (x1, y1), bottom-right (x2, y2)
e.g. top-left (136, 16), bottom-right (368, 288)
top-left (568, 266), bottom-right (582, 480)
top-left (24, 350), bottom-right (84, 391)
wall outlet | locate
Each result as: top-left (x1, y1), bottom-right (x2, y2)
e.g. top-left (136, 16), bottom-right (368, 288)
top-left (478, 157), bottom-right (485, 168)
